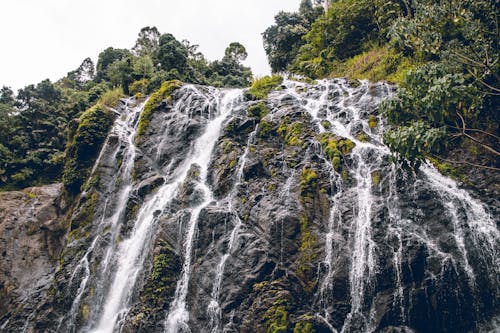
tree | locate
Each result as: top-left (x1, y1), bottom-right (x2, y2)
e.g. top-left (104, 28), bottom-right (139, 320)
top-left (154, 33), bottom-right (189, 74)
top-left (382, 0), bottom-right (500, 167)
top-left (133, 55), bottom-right (154, 79)
top-left (262, 0), bottom-right (323, 72)
top-left (207, 43), bottom-right (252, 87)
top-left (132, 26), bottom-right (160, 56)
top-left (224, 42), bottom-right (248, 63)
top-left (96, 47), bottom-right (131, 81)
top-left (107, 57), bottom-right (134, 93)
top-left (0, 87), bottom-right (15, 105)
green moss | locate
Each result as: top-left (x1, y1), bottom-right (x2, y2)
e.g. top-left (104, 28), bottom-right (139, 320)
top-left (356, 132), bottom-right (369, 142)
top-left (278, 120), bottom-right (305, 146)
top-left (81, 304), bottom-right (90, 321)
top-left (368, 115), bottom-right (378, 129)
top-left (137, 80), bottom-right (182, 138)
top-left (258, 120), bottom-right (275, 138)
top-left (293, 321), bottom-right (314, 333)
top-left (289, 76), bottom-right (317, 85)
top-left (62, 105), bottom-right (113, 193)
top-left (222, 140), bottom-right (234, 154)
top-left (342, 170), bottom-right (349, 182)
top-left (296, 215), bottom-right (318, 292)
top-left (141, 240), bottom-right (180, 307)
top-left (300, 167), bottom-right (318, 198)
top-left (320, 120), bottom-right (331, 130)
top-left (270, 168), bottom-right (278, 178)
top-left (248, 102), bottom-right (270, 120)
top-left (268, 183), bottom-right (277, 191)
top-left (247, 75), bottom-right (283, 100)
top-left (24, 190), bottom-right (37, 199)
top-left (371, 171), bottom-right (381, 186)
top-left (264, 301), bottom-right (289, 333)
top-left (427, 157), bottom-right (467, 183)
top-left (317, 133), bottom-right (355, 172)
top-left (229, 159), bottom-right (237, 169)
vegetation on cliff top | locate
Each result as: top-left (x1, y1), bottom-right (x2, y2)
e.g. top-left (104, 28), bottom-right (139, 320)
top-left (264, 0), bottom-right (499, 170)
top-left (0, 27), bottom-right (253, 191)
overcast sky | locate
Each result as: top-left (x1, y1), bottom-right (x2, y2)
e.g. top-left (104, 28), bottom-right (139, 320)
top-left (0, 0), bottom-right (301, 91)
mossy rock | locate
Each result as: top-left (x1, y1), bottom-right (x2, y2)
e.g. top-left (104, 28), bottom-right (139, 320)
top-left (68, 191), bottom-right (99, 240)
top-left (368, 115), bottom-right (378, 129)
top-left (248, 102), bottom-right (270, 120)
top-left (295, 215), bottom-right (318, 293)
top-left (278, 118), bottom-right (309, 147)
top-left (247, 75), bottom-right (283, 100)
top-left (317, 132), bottom-right (355, 171)
top-left (137, 80), bottom-right (183, 138)
top-left (371, 171), bottom-right (381, 186)
top-left (62, 105), bottom-right (114, 193)
top-left (258, 120), bottom-right (276, 139)
top-left (300, 167), bottom-right (318, 198)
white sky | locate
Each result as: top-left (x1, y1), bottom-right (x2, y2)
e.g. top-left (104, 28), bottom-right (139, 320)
top-left (0, 0), bottom-right (301, 91)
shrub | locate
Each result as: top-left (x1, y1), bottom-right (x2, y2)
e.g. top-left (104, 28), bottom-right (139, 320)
top-left (247, 75), bottom-right (283, 100)
top-left (128, 79), bottom-right (149, 96)
top-left (62, 105), bottom-right (114, 193)
top-left (247, 102), bottom-right (269, 120)
top-left (330, 46), bottom-right (416, 84)
top-left (98, 87), bottom-right (123, 108)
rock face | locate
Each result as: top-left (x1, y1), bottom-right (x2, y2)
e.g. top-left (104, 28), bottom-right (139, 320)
top-left (0, 184), bottom-right (66, 330)
top-left (1, 80), bottom-right (499, 333)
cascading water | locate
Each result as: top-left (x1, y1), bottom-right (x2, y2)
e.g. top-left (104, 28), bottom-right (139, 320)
top-left (164, 89), bottom-right (243, 333)
top-left (206, 125), bottom-right (259, 332)
top-left (14, 79), bottom-right (498, 333)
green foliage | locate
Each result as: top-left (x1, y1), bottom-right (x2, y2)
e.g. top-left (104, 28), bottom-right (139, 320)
top-left (382, 63), bottom-right (479, 126)
top-left (98, 87), bottom-right (123, 108)
top-left (383, 121), bottom-right (446, 168)
top-left (330, 46), bottom-right (416, 84)
top-left (128, 79), bottom-right (149, 97)
top-left (137, 80), bottom-right (182, 138)
top-left (62, 106), bottom-right (113, 193)
top-left (0, 26), bottom-right (255, 191)
top-left (248, 102), bottom-right (269, 120)
top-left (291, 0), bottom-right (377, 78)
top-left (263, 0), bottom-right (323, 72)
top-left (379, 0), bottom-right (499, 166)
top-left (248, 75), bottom-right (283, 100)
top-left (96, 47), bottom-right (131, 82)
top-left (155, 33), bottom-right (189, 73)
top-left (132, 26), bottom-right (160, 57)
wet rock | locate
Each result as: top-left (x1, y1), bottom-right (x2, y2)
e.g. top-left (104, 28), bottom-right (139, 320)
top-left (0, 184), bottom-right (65, 331)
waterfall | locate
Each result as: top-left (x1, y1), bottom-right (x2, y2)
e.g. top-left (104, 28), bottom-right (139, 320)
top-left (164, 89), bottom-right (243, 333)
top-left (24, 79), bottom-right (497, 333)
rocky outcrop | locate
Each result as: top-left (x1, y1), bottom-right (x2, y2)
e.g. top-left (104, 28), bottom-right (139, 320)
top-left (3, 80), bottom-right (498, 333)
top-left (0, 184), bottom-right (66, 330)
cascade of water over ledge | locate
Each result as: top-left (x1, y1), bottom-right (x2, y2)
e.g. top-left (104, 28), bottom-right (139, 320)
top-left (21, 79), bottom-right (498, 333)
